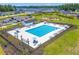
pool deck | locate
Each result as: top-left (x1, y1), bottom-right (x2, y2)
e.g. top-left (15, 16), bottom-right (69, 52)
top-left (7, 22), bottom-right (69, 48)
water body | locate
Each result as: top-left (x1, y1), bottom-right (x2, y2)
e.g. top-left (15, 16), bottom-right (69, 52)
top-left (0, 3), bottom-right (63, 6)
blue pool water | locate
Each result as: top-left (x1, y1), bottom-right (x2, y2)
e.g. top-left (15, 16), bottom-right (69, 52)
top-left (26, 25), bottom-right (59, 37)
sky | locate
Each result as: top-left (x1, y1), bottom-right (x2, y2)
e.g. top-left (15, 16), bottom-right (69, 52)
top-left (0, 3), bottom-right (63, 6)
top-left (0, 0), bottom-right (77, 3)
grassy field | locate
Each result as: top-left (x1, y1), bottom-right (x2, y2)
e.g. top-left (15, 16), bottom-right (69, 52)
top-left (0, 46), bottom-right (5, 55)
top-left (0, 37), bottom-right (7, 55)
top-left (33, 12), bottom-right (79, 54)
top-left (0, 22), bottom-right (22, 31)
top-left (42, 13), bottom-right (79, 55)
top-left (0, 13), bottom-right (27, 21)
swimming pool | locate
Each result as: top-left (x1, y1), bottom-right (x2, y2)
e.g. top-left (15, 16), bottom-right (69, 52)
top-left (26, 25), bottom-right (59, 37)
top-left (8, 22), bottom-right (69, 48)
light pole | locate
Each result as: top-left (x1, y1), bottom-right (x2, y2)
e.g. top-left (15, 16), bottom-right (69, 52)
top-left (15, 30), bottom-right (19, 39)
top-left (26, 38), bottom-right (31, 54)
top-left (20, 35), bottom-right (24, 54)
top-left (20, 35), bottom-right (29, 54)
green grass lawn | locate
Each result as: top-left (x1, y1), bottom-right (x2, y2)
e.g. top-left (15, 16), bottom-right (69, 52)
top-left (0, 45), bottom-right (5, 55)
top-left (0, 13), bottom-right (27, 21)
top-left (33, 12), bottom-right (79, 54)
top-left (0, 37), bottom-right (8, 55)
top-left (0, 22), bottom-right (22, 31)
top-left (43, 14), bottom-right (79, 55)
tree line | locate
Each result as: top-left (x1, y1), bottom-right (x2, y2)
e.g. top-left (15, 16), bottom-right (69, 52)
top-left (0, 5), bottom-right (16, 12)
top-left (57, 3), bottom-right (79, 11)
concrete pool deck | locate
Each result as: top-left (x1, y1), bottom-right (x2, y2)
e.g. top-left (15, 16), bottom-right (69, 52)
top-left (7, 22), bottom-right (70, 48)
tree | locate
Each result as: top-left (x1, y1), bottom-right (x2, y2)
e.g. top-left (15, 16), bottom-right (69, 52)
top-left (58, 3), bottom-right (79, 11)
top-left (0, 5), bottom-right (16, 12)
